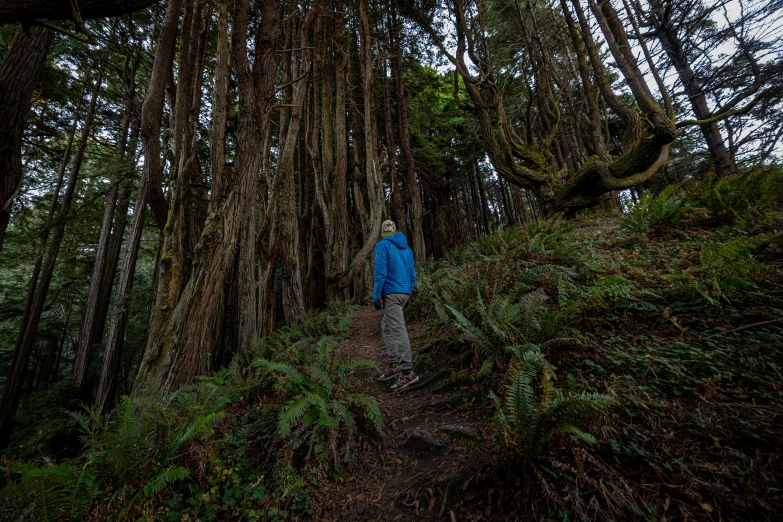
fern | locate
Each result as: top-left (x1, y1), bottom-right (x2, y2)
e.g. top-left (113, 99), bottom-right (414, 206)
top-left (494, 350), bottom-right (613, 460)
top-left (696, 169), bottom-right (783, 221)
top-left (258, 338), bottom-right (383, 470)
top-left (621, 185), bottom-right (688, 234)
top-left (170, 411), bottom-right (224, 454)
top-left (11, 461), bottom-right (97, 521)
top-left (447, 288), bottom-right (578, 362)
top-left (142, 466), bottom-right (190, 497)
top-left (477, 359), bottom-right (495, 380)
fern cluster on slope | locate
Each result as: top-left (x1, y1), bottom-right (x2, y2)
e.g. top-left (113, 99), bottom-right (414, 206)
top-left (409, 177), bottom-right (783, 520)
top-left (1, 301), bottom-right (374, 521)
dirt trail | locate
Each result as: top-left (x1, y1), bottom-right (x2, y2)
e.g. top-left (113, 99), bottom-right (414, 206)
top-left (313, 307), bottom-right (493, 521)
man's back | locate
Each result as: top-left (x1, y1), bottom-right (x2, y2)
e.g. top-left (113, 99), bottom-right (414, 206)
top-left (374, 231), bottom-right (416, 299)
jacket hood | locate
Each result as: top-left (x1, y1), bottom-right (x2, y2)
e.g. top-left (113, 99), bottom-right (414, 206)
top-left (384, 231), bottom-right (409, 250)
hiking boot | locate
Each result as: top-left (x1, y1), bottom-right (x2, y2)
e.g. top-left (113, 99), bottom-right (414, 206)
top-left (390, 371), bottom-right (419, 391)
top-left (379, 363), bottom-right (400, 381)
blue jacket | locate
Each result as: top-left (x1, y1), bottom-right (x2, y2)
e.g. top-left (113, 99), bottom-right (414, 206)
top-left (373, 232), bottom-right (416, 300)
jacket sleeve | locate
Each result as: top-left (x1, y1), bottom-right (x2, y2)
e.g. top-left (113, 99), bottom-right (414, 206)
top-left (373, 243), bottom-right (388, 301)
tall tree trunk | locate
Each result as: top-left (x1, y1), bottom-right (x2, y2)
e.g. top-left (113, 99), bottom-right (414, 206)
top-left (649, 5), bottom-right (737, 176)
top-left (390, 17), bottom-right (426, 264)
top-left (16, 91), bottom-right (85, 357)
top-left (0, 25), bottom-right (53, 251)
top-left (73, 61), bottom-right (139, 395)
top-left (274, 8), bottom-right (317, 323)
top-left (94, 176), bottom-right (147, 415)
top-left (382, 56), bottom-right (406, 234)
top-left (0, 64), bottom-right (103, 448)
top-left (152, 0), bottom-right (207, 334)
top-left (133, 0), bottom-right (279, 399)
top-left (140, 0), bottom-right (181, 232)
top-left (331, 0), bottom-right (386, 293)
top-left (326, 0), bottom-right (350, 300)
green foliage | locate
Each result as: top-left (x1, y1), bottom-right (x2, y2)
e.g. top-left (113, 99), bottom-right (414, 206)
top-left (413, 216), bottom-right (587, 367)
top-left (6, 381), bottom-right (81, 459)
top-left (491, 350), bottom-right (613, 460)
top-left (447, 289), bottom-right (575, 361)
top-left (2, 302), bottom-right (362, 521)
top-left (589, 275), bottom-right (661, 312)
top-left (249, 300), bottom-right (356, 367)
top-left (254, 337), bottom-right (382, 469)
top-left (413, 191), bottom-right (783, 517)
top-left (694, 169), bottom-right (783, 222)
top-left (664, 235), bottom-right (761, 305)
top-left (621, 185), bottom-right (688, 234)
top-left (142, 466), bottom-right (191, 498)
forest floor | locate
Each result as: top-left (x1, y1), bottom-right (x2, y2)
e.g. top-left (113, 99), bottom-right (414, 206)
top-left (314, 307), bottom-right (493, 521)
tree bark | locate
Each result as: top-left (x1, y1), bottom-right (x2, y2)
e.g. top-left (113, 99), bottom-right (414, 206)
top-left (324, 0), bottom-right (350, 300)
top-left (73, 50), bottom-right (139, 395)
top-left (132, 0), bottom-right (279, 399)
top-left (390, 16), bottom-right (426, 264)
top-left (0, 25), bottom-right (53, 251)
top-left (273, 8), bottom-right (316, 323)
top-left (140, 0), bottom-right (182, 232)
top-left (94, 173), bottom-right (147, 415)
top-left (381, 56), bottom-right (406, 235)
top-left (0, 64), bottom-right (103, 448)
top-left (331, 0), bottom-right (386, 293)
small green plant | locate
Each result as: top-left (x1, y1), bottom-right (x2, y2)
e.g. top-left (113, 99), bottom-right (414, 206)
top-left (447, 289), bottom-right (577, 362)
top-left (491, 350), bottom-right (613, 460)
top-left (5, 390), bottom-right (225, 521)
top-left (254, 338), bottom-right (382, 469)
top-left (695, 169), bottom-right (783, 222)
top-left (621, 185), bottom-right (688, 234)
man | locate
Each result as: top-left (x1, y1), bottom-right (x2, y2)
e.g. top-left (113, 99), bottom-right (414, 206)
top-left (373, 219), bottom-right (419, 391)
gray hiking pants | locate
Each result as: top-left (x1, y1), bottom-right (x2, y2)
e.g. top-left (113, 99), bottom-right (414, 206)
top-left (382, 293), bottom-right (412, 371)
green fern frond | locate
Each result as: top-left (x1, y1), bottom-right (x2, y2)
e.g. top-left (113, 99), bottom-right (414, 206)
top-left (496, 351), bottom-right (613, 460)
top-left (477, 359), bottom-right (494, 379)
top-left (142, 466), bottom-right (190, 497)
top-left (279, 394), bottom-right (319, 437)
top-left (346, 394), bottom-right (384, 434)
top-left (447, 304), bottom-right (490, 349)
top-left (171, 411), bottom-right (224, 453)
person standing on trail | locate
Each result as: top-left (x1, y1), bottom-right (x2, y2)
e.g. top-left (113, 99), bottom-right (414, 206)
top-left (373, 219), bottom-right (420, 391)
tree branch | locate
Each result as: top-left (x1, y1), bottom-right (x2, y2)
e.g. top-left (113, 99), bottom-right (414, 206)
top-left (676, 88), bottom-right (770, 128)
top-left (1, 0), bottom-right (158, 26)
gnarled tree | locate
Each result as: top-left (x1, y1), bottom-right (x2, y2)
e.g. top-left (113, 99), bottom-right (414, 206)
top-left (412, 0), bottom-right (676, 215)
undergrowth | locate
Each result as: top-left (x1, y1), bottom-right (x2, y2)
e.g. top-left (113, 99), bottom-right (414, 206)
top-left (0, 300), bottom-right (382, 521)
top-left (410, 169), bottom-right (783, 520)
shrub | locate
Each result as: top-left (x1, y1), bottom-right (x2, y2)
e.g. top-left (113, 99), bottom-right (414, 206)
top-left (2, 302), bottom-right (362, 521)
top-left (491, 350), bottom-right (613, 460)
top-left (695, 168), bottom-right (783, 222)
top-left (447, 289), bottom-right (577, 362)
top-left (621, 185), bottom-right (688, 234)
top-left (254, 338), bottom-right (382, 469)
top-left (5, 389), bottom-right (226, 521)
